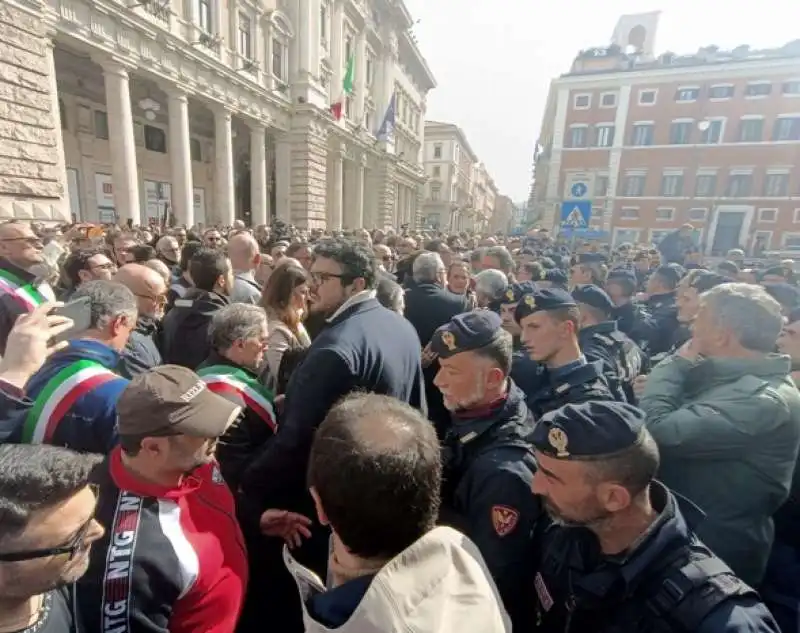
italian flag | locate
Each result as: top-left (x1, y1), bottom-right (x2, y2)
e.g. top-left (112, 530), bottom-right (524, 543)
top-left (330, 54), bottom-right (355, 121)
top-left (197, 365), bottom-right (277, 432)
top-left (0, 267), bottom-right (48, 311)
top-left (22, 360), bottom-right (118, 444)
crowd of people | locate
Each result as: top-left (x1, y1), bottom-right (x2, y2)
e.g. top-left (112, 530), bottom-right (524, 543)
top-left (1, 216), bottom-right (799, 633)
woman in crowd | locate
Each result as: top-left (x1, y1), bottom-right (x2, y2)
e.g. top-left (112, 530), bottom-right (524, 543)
top-left (259, 262), bottom-right (312, 392)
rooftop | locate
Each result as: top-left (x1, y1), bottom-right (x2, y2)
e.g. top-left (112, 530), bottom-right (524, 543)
top-left (565, 39), bottom-right (800, 77)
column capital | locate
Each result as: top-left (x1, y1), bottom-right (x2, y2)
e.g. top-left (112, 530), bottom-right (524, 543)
top-left (212, 104), bottom-right (234, 121)
top-left (248, 123), bottom-right (267, 135)
top-left (163, 85), bottom-right (190, 101)
top-left (94, 55), bottom-right (136, 77)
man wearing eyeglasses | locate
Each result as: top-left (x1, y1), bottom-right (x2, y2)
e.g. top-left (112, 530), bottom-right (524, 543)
top-left (0, 443), bottom-right (105, 633)
top-left (0, 220), bottom-right (55, 355)
top-left (114, 264), bottom-right (167, 378)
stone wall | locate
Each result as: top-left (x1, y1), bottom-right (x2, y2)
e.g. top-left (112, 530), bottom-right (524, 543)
top-left (0, 3), bottom-right (68, 222)
top-left (288, 110), bottom-right (328, 229)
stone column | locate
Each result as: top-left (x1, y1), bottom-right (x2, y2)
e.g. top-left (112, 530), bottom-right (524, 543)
top-left (355, 30), bottom-right (367, 125)
top-left (330, 146), bottom-right (344, 230)
top-left (101, 60), bottom-right (141, 225)
top-left (274, 136), bottom-right (291, 222)
top-left (250, 124), bottom-right (268, 227)
top-left (44, 35), bottom-right (70, 222)
top-left (213, 107), bottom-right (235, 226)
top-left (166, 88), bottom-right (194, 228)
top-left (330, 0), bottom-right (344, 103)
top-left (354, 153), bottom-right (366, 229)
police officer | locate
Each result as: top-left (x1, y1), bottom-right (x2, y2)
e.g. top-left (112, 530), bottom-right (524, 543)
top-left (498, 281), bottom-right (540, 396)
top-left (430, 310), bottom-right (541, 630)
top-left (529, 401), bottom-right (779, 633)
top-left (641, 264), bottom-right (683, 356)
top-left (515, 288), bottom-right (614, 417)
top-left (569, 252), bottom-right (609, 289)
top-left (606, 268), bottom-right (655, 349)
top-left (572, 284), bottom-right (647, 403)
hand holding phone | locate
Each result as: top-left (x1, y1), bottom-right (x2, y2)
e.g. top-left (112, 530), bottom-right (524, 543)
top-left (52, 296), bottom-right (92, 342)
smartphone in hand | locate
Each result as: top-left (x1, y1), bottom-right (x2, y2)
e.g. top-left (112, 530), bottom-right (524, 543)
top-left (52, 296), bottom-right (92, 343)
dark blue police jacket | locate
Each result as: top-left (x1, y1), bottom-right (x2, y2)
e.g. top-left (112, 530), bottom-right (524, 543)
top-left (531, 482), bottom-right (779, 633)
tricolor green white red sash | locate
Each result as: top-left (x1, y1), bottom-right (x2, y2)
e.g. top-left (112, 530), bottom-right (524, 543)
top-left (0, 267), bottom-right (48, 311)
top-left (21, 360), bottom-right (119, 444)
top-left (197, 364), bottom-right (277, 432)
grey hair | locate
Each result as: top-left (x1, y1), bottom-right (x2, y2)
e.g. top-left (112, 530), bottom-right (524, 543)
top-left (413, 252), bottom-right (445, 283)
top-left (209, 303), bottom-right (267, 351)
top-left (474, 269), bottom-right (509, 302)
top-left (701, 282), bottom-right (783, 352)
top-left (71, 280), bottom-right (137, 330)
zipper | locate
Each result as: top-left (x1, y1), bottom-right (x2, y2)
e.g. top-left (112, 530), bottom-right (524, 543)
top-left (564, 594), bottom-right (576, 633)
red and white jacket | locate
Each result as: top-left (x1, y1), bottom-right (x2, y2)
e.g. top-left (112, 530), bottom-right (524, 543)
top-left (78, 447), bottom-right (249, 633)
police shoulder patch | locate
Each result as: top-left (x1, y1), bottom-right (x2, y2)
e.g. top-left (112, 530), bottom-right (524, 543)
top-left (491, 505), bottom-right (520, 537)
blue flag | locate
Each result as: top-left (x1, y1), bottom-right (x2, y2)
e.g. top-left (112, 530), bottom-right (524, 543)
top-left (376, 92), bottom-right (396, 141)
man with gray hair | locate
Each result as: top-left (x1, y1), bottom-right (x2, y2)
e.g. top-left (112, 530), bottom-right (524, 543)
top-left (641, 282), bottom-right (800, 587)
top-left (14, 280), bottom-right (137, 453)
top-left (405, 251), bottom-right (472, 436)
top-left (197, 303), bottom-right (276, 488)
top-left (474, 269), bottom-right (509, 310)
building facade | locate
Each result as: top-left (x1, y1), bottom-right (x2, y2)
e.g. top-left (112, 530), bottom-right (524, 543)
top-left (0, 0), bottom-right (435, 229)
top-left (531, 12), bottom-right (800, 255)
top-left (421, 121), bottom-right (498, 232)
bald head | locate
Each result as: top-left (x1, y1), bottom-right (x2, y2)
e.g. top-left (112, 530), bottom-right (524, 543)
top-left (227, 232), bottom-right (260, 271)
top-left (115, 263), bottom-right (167, 318)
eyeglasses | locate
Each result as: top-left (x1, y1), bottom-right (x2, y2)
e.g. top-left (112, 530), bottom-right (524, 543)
top-left (310, 271), bottom-right (347, 285)
top-left (0, 236), bottom-right (42, 245)
top-left (0, 484), bottom-right (98, 563)
top-left (135, 292), bottom-right (167, 305)
top-left (90, 262), bottom-right (117, 271)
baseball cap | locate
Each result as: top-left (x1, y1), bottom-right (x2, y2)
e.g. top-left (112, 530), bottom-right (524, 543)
top-left (117, 365), bottom-right (242, 438)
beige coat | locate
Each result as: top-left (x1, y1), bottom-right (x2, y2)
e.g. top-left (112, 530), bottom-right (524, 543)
top-left (263, 315), bottom-right (310, 389)
top-left (283, 526), bottom-right (511, 633)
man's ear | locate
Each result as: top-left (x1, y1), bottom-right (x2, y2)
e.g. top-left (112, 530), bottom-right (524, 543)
top-left (309, 486), bottom-right (329, 526)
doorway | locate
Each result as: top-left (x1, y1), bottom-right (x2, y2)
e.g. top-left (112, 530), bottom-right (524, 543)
top-left (711, 211), bottom-right (745, 256)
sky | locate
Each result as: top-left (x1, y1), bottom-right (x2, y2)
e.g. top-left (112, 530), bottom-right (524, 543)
top-left (402, 0), bottom-right (800, 202)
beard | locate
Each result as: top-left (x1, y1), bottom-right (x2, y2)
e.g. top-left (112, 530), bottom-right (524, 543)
top-left (543, 498), bottom-right (612, 529)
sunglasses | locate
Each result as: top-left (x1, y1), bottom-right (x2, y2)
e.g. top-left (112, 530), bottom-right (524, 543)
top-left (0, 485), bottom-right (99, 563)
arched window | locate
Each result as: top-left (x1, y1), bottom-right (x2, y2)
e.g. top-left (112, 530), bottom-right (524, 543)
top-left (267, 11), bottom-right (294, 85)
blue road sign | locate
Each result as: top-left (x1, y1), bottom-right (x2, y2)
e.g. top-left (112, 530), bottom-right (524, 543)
top-left (570, 182), bottom-right (588, 198)
top-left (560, 200), bottom-right (592, 228)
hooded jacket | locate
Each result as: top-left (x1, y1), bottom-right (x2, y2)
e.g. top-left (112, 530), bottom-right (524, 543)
top-left (161, 289), bottom-right (229, 369)
top-left (641, 353), bottom-right (800, 585)
top-left (283, 526), bottom-right (511, 633)
top-left (15, 339), bottom-right (127, 453)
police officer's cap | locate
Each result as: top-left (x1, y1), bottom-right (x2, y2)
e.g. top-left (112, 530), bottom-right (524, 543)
top-left (607, 268), bottom-right (637, 285)
top-left (544, 269), bottom-right (568, 287)
top-left (430, 311), bottom-right (504, 359)
top-left (764, 283), bottom-right (800, 310)
top-left (654, 264), bottom-right (683, 286)
top-left (531, 401), bottom-right (647, 460)
top-left (689, 271), bottom-right (729, 293)
top-left (571, 284), bottom-right (615, 314)
top-left (502, 281), bottom-right (538, 304)
top-left (577, 253), bottom-right (608, 265)
top-left (514, 288), bottom-right (576, 323)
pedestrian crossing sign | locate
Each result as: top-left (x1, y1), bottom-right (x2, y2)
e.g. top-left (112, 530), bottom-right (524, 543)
top-left (560, 200), bottom-right (592, 229)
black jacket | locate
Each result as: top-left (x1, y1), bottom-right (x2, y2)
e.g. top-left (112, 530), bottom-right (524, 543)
top-left (440, 382), bottom-right (540, 631)
top-left (531, 482), bottom-right (777, 633)
top-left (241, 298), bottom-right (426, 514)
top-left (404, 282), bottom-right (471, 436)
top-left (578, 321), bottom-right (647, 403)
top-left (160, 289), bottom-right (229, 369)
top-left (120, 315), bottom-right (163, 378)
top-left (525, 361), bottom-right (616, 419)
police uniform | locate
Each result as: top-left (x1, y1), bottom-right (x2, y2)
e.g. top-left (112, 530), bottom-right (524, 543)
top-left (572, 284), bottom-right (647, 403)
top-left (607, 269), bottom-right (655, 349)
top-left (641, 265), bottom-right (683, 357)
top-left (529, 402), bottom-right (780, 633)
top-left (502, 282), bottom-right (542, 396)
top-left (431, 311), bottom-right (541, 630)
top-left (514, 289), bottom-right (615, 418)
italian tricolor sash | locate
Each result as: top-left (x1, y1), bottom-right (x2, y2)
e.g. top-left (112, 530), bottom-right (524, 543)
top-left (197, 364), bottom-right (277, 432)
top-left (0, 267), bottom-right (48, 311)
top-left (21, 360), bottom-right (119, 444)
